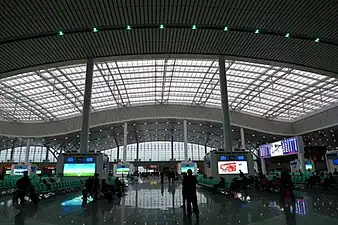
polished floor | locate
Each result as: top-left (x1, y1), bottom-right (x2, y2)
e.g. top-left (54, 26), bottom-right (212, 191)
top-left (0, 178), bottom-right (338, 225)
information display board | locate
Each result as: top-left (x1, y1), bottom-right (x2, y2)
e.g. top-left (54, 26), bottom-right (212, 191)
top-left (115, 164), bottom-right (130, 174)
top-left (181, 164), bottom-right (195, 173)
top-left (217, 155), bottom-right (248, 174)
top-left (260, 137), bottom-right (299, 158)
top-left (63, 163), bottom-right (95, 176)
top-left (13, 165), bottom-right (28, 175)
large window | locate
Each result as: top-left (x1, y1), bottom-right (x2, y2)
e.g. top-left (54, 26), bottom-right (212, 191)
top-left (0, 145), bottom-right (57, 163)
top-left (102, 141), bottom-right (213, 162)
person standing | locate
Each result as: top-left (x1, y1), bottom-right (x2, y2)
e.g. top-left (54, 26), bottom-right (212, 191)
top-left (182, 169), bottom-right (199, 220)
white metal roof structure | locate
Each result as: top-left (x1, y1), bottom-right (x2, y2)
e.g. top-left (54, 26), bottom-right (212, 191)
top-left (1, 57), bottom-right (338, 124)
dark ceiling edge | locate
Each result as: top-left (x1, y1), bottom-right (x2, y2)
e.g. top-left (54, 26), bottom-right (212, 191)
top-left (1, 25), bottom-right (336, 46)
top-left (0, 53), bottom-right (337, 80)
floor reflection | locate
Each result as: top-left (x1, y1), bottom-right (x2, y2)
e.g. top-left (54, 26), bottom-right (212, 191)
top-left (0, 178), bottom-right (337, 225)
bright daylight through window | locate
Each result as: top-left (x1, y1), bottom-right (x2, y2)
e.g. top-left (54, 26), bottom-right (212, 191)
top-left (0, 57), bottom-right (338, 122)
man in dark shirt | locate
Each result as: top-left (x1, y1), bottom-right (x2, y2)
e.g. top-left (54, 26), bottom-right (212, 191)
top-left (182, 169), bottom-right (199, 220)
top-left (16, 171), bottom-right (31, 204)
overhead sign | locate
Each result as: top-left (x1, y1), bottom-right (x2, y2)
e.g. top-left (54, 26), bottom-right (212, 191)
top-left (260, 137), bottom-right (299, 158)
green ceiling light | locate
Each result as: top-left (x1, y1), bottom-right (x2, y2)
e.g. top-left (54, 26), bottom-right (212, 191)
top-left (126, 25), bottom-right (132, 31)
top-left (58, 30), bottom-right (64, 36)
top-left (285, 33), bottom-right (290, 38)
top-left (315, 38), bottom-right (320, 43)
top-left (93, 27), bottom-right (99, 33)
top-left (192, 25), bottom-right (197, 30)
top-left (160, 24), bottom-right (164, 29)
top-left (224, 26), bottom-right (229, 32)
top-left (255, 29), bottom-right (260, 34)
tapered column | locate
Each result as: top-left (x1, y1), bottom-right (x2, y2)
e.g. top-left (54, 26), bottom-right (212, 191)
top-left (260, 158), bottom-right (267, 174)
top-left (183, 120), bottom-right (188, 161)
top-left (24, 138), bottom-right (31, 163)
top-left (171, 135), bottom-right (174, 160)
top-left (80, 58), bottom-right (94, 153)
top-left (240, 127), bottom-right (245, 150)
top-left (218, 56), bottom-right (233, 152)
top-left (123, 122), bottom-right (128, 161)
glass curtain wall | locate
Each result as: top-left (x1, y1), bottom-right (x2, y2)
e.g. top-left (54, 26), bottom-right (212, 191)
top-left (0, 146), bottom-right (57, 163)
top-left (102, 141), bottom-right (213, 162)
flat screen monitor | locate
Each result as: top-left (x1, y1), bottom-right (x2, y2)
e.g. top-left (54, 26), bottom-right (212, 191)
top-left (181, 164), bottom-right (195, 173)
top-left (5, 170), bottom-right (11, 175)
top-left (115, 165), bottom-right (130, 174)
top-left (63, 163), bottom-right (95, 176)
top-left (333, 159), bottom-right (338, 165)
top-left (305, 162), bottom-right (313, 170)
top-left (67, 157), bottom-right (75, 163)
top-left (13, 166), bottom-right (28, 175)
top-left (36, 170), bottom-right (42, 175)
top-left (77, 157), bottom-right (85, 163)
top-left (218, 161), bottom-right (248, 174)
top-left (237, 156), bottom-right (245, 160)
top-left (86, 157), bottom-right (94, 162)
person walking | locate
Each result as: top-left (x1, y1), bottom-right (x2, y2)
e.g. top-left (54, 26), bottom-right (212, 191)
top-left (182, 169), bottom-right (199, 221)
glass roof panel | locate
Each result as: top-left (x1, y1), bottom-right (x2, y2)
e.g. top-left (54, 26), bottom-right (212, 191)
top-left (1, 58), bottom-right (338, 122)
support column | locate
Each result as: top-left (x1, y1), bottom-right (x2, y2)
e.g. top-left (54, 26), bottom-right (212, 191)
top-left (183, 120), bottom-right (188, 162)
top-left (10, 139), bottom-right (16, 161)
top-left (218, 56), bottom-right (233, 152)
top-left (240, 127), bottom-right (245, 150)
top-left (136, 141), bottom-right (139, 166)
top-left (260, 158), bottom-right (267, 175)
top-left (24, 138), bottom-right (31, 163)
top-left (116, 145), bottom-right (120, 160)
top-left (171, 135), bottom-right (174, 160)
top-left (204, 143), bottom-right (207, 154)
top-left (123, 122), bottom-right (128, 161)
top-left (80, 58), bottom-right (94, 154)
top-left (298, 137), bottom-right (306, 173)
top-left (45, 147), bottom-right (49, 162)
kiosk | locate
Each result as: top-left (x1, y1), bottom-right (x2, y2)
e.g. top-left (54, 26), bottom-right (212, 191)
top-left (325, 150), bottom-right (338, 173)
top-left (259, 136), bottom-right (305, 174)
top-left (203, 150), bottom-right (254, 180)
top-left (113, 161), bottom-right (133, 177)
top-left (177, 161), bottom-right (198, 174)
top-left (56, 153), bottom-right (109, 180)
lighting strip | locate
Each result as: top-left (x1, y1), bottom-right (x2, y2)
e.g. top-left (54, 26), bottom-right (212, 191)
top-left (0, 24), bottom-right (333, 46)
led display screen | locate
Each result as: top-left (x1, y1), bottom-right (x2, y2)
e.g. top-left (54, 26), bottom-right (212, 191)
top-left (63, 163), bottom-right (95, 176)
top-left (5, 170), bottom-right (11, 175)
top-left (36, 170), bottom-right (42, 175)
top-left (77, 157), bottom-right (85, 163)
top-left (217, 161), bottom-right (248, 174)
top-left (13, 165), bottom-right (28, 175)
top-left (260, 137), bottom-right (299, 158)
top-left (180, 164), bottom-right (195, 173)
top-left (86, 157), bottom-right (94, 162)
top-left (115, 164), bottom-right (130, 174)
top-left (333, 159), bottom-right (338, 165)
top-left (67, 157), bottom-right (75, 163)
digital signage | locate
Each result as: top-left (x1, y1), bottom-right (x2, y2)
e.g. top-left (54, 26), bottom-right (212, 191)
top-left (259, 137), bottom-right (299, 158)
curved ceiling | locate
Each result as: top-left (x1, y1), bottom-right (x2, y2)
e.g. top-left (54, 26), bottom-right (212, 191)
top-left (1, 0), bottom-right (338, 74)
top-left (1, 57), bottom-right (338, 123)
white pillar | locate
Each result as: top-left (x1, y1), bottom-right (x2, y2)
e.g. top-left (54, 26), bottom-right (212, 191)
top-left (260, 158), bottom-right (267, 175)
top-left (123, 122), bottom-right (128, 161)
top-left (298, 137), bottom-right (306, 173)
top-left (80, 58), bottom-right (94, 153)
top-left (183, 120), bottom-right (188, 162)
top-left (298, 152), bottom-right (305, 173)
top-left (218, 56), bottom-right (233, 152)
top-left (24, 138), bottom-right (31, 163)
top-left (240, 127), bottom-right (245, 150)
